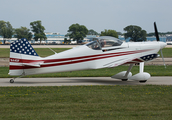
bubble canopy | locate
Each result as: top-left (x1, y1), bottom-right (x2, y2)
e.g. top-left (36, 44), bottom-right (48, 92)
top-left (86, 36), bottom-right (123, 50)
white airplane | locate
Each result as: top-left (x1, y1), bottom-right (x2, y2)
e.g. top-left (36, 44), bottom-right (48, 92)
top-left (8, 22), bottom-right (167, 83)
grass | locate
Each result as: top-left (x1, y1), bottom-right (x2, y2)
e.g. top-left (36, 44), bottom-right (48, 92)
top-left (34, 48), bottom-right (70, 57)
top-left (0, 85), bottom-right (172, 119)
top-left (0, 48), bottom-right (10, 58)
top-left (159, 48), bottom-right (172, 58)
top-left (1, 65), bottom-right (171, 78)
top-left (0, 48), bottom-right (171, 58)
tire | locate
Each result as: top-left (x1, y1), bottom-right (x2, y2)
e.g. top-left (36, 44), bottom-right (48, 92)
top-left (139, 80), bottom-right (147, 83)
top-left (122, 79), bottom-right (128, 81)
top-left (10, 79), bottom-right (14, 83)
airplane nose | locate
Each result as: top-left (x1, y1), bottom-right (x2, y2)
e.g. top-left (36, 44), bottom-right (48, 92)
top-left (160, 42), bottom-right (167, 49)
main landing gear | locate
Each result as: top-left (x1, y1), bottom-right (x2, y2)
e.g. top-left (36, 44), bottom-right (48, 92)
top-left (111, 62), bottom-right (150, 83)
top-left (139, 80), bottom-right (147, 83)
top-left (128, 62), bottom-right (150, 83)
top-left (122, 79), bottom-right (128, 81)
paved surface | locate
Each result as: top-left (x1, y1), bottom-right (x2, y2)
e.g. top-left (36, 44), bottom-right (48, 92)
top-left (165, 45), bottom-right (172, 48)
top-left (0, 77), bottom-right (172, 87)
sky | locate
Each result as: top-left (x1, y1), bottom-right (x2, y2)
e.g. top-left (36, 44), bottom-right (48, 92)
top-left (1, 0), bottom-right (172, 34)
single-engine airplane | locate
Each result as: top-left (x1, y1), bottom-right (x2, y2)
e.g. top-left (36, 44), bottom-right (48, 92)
top-left (9, 22), bottom-right (167, 83)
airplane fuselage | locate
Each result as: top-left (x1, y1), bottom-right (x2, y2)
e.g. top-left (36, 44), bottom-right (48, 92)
top-left (9, 39), bottom-right (166, 76)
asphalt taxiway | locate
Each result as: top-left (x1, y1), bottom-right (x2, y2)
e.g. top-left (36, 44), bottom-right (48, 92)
top-left (0, 77), bottom-right (172, 87)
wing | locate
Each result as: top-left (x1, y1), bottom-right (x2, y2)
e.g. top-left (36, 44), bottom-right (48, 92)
top-left (103, 57), bottom-right (139, 68)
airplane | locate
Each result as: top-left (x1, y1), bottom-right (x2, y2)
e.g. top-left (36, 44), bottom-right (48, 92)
top-left (8, 22), bottom-right (167, 83)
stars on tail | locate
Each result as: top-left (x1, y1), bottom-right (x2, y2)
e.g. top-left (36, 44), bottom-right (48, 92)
top-left (10, 38), bottom-right (39, 56)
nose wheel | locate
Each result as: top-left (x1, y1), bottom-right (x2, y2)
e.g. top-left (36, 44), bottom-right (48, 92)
top-left (10, 79), bottom-right (14, 83)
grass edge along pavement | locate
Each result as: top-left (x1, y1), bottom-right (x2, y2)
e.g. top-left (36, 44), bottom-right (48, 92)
top-left (0, 65), bottom-right (172, 78)
top-left (0, 85), bottom-right (172, 119)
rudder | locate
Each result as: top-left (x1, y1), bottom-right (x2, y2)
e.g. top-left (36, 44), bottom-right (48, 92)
top-left (9, 38), bottom-right (40, 76)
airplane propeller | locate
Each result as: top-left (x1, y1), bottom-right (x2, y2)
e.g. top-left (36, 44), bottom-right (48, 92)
top-left (154, 22), bottom-right (166, 68)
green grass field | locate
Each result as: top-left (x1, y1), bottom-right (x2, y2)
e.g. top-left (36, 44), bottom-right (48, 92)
top-left (0, 85), bottom-right (172, 119)
top-left (0, 48), bottom-right (171, 58)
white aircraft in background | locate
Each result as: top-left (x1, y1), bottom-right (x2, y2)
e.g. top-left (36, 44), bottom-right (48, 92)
top-left (8, 22), bottom-right (166, 83)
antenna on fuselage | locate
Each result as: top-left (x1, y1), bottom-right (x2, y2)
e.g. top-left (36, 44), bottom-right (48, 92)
top-left (43, 43), bottom-right (57, 54)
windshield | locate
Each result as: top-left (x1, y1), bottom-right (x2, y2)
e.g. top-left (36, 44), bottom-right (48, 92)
top-left (98, 36), bottom-right (123, 48)
top-left (86, 40), bottom-right (101, 50)
top-left (86, 36), bottom-right (123, 50)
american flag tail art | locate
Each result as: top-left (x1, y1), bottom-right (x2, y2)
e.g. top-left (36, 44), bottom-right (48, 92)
top-left (9, 38), bottom-right (41, 82)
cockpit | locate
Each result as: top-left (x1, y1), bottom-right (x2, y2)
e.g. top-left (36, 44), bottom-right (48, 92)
top-left (86, 36), bottom-right (123, 50)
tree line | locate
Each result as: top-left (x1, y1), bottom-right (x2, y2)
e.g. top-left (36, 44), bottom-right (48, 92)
top-left (0, 20), bottom-right (47, 44)
top-left (0, 20), bottom-right (168, 44)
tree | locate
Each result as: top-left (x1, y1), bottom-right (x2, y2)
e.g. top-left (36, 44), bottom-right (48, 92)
top-left (68, 23), bottom-right (88, 44)
top-left (100, 29), bottom-right (118, 38)
top-left (88, 29), bottom-right (99, 35)
top-left (14, 27), bottom-right (32, 40)
top-left (147, 32), bottom-right (155, 37)
top-left (30, 20), bottom-right (47, 43)
top-left (0, 21), bottom-right (14, 44)
top-left (65, 33), bottom-right (70, 37)
top-left (117, 32), bottom-right (123, 35)
top-left (124, 25), bottom-right (147, 42)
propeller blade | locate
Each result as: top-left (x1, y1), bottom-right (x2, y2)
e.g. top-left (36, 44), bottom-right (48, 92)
top-left (154, 22), bottom-right (160, 41)
top-left (160, 49), bottom-right (166, 68)
top-left (154, 22), bottom-right (166, 68)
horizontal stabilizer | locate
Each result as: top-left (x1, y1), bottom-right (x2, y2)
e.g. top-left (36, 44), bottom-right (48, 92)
top-left (22, 62), bottom-right (44, 67)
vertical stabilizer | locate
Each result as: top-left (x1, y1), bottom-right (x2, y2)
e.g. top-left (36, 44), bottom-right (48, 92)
top-left (9, 38), bottom-right (40, 76)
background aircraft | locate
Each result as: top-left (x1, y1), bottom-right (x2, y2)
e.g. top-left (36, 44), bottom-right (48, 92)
top-left (9, 22), bottom-right (166, 83)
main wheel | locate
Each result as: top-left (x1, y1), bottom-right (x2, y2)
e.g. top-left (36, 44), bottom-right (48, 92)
top-left (139, 80), bottom-right (147, 83)
top-left (10, 79), bottom-right (14, 83)
top-left (122, 79), bottom-right (128, 81)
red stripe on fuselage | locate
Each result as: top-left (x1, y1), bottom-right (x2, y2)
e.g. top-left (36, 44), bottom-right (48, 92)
top-left (10, 49), bottom-right (152, 70)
